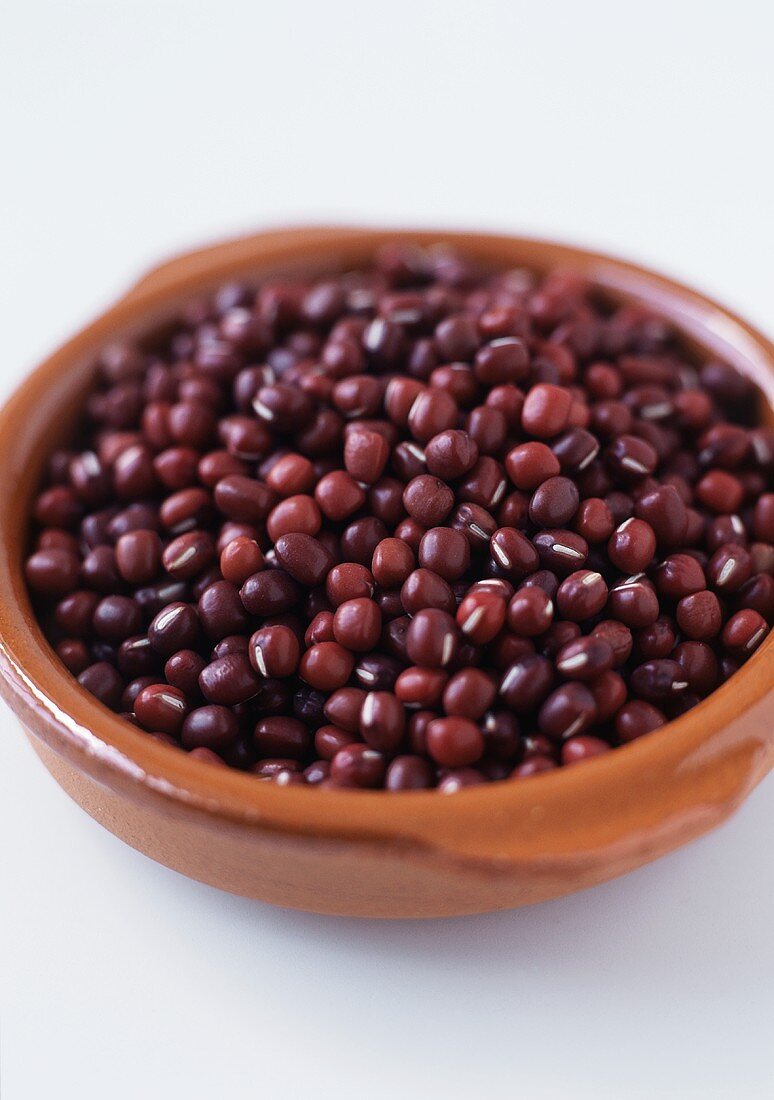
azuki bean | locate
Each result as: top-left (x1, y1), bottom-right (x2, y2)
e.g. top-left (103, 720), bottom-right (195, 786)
top-left (199, 653), bottom-right (262, 706)
top-left (77, 662), bottom-right (124, 709)
top-left (27, 248), bottom-right (774, 791)
top-left (330, 743), bottom-right (387, 788)
top-left (555, 637), bottom-right (614, 681)
top-left (25, 549), bottom-right (80, 596)
top-left (630, 659), bottom-right (689, 702)
top-left (385, 755), bottom-right (436, 791)
top-left (676, 590), bottom-right (722, 639)
top-left (538, 683), bottom-right (596, 739)
top-left (499, 655), bottom-right (554, 711)
top-left (442, 668), bottom-right (497, 719)
top-left (134, 683), bottom-right (189, 734)
top-left (406, 609), bottom-right (459, 668)
top-left (556, 570), bottom-right (608, 621)
top-left (722, 609), bottom-right (768, 654)
top-left (426, 716), bottom-right (484, 767)
top-left (529, 476), bottom-right (579, 528)
top-left (199, 579), bottom-right (251, 638)
top-left (254, 717), bottom-right (311, 759)
top-left (239, 570), bottom-right (300, 616)
top-left (165, 650), bottom-right (207, 697)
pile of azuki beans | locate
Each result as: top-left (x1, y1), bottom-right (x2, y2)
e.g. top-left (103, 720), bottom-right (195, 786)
top-left (24, 244), bottom-right (774, 790)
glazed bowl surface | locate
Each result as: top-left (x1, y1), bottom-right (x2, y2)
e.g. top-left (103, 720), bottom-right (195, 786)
top-left (1, 225), bottom-right (773, 918)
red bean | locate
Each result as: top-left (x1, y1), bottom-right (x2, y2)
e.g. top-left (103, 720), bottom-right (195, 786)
top-left (458, 457), bottom-right (508, 510)
top-left (456, 589), bottom-right (507, 644)
top-left (696, 469), bottom-right (744, 514)
top-left (220, 536), bottom-right (265, 585)
top-left (408, 389), bottom-right (458, 443)
top-left (654, 553), bottom-right (706, 600)
top-left (426, 716), bottom-right (484, 767)
top-left (25, 548), bottom-right (80, 596)
top-left (406, 608), bottom-right (459, 668)
top-left (615, 700), bottom-right (667, 742)
top-left (499, 655), bottom-right (554, 711)
top-left (359, 691), bottom-right (405, 752)
top-left (249, 625), bottom-right (300, 678)
top-left (115, 530), bottom-right (162, 584)
top-left (425, 430), bottom-right (479, 480)
top-left (556, 570), bottom-right (608, 621)
top-left (707, 543), bottom-right (752, 593)
top-left (505, 442), bottom-right (560, 490)
top-left (529, 476), bottom-right (579, 527)
top-left (753, 494), bottom-right (774, 541)
top-left (538, 683), bottom-right (596, 739)
top-left (26, 247), bottom-right (774, 791)
top-left (418, 526), bottom-right (470, 582)
top-left (199, 653), bottom-right (262, 705)
top-left (333, 598), bottom-right (382, 652)
top-left (607, 518), bottom-right (656, 573)
top-left (630, 659), bottom-right (689, 702)
top-left (533, 528), bottom-right (589, 574)
top-left (574, 498), bottom-right (615, 544)
top-left (561, 735), bottom-right (611, 765)
top-left (673, 641), bottom-right (718, 696)
top-left (555, 637), bottom-right (614, 681)
top-left (344, 427), bottom-right (390, 484)
top-left (274, 532), bottom-right (333, 587)
top-left (490, 528), bottom-right (539, 578)
top-left (254, 717), bottom-right (310, 760)
top-left (721, 609), bottom-right (768, 654)
top-left (676, 590), bottom-right (722, 640)
top-left (239, 570), bottom-right (300, 617)
top-left (162, 530), bottom-right (216, 580)
top-left (299, 642), bottom-right (355, 691)
top-left (315, 471), bottom-right (366, 521)
top-left (265, 495), bottom-right (321, 540)
top-left (607, 576), bottom-right (660, 628)
top-left (330, 742), bottom-right (387, 787)
top-left (507, 587), bottom-right (554, 636)
top-left (590, 670), bottom-right (627, 721)
top-left (134, 683), bottom-right (189, 734)
top-left (592, 619), bottom-right (633, 665)
top-left (93, 595), bottom-right (143, 642)
top-left (441, 668), bottom-right (496, 719)
top-left (522, 383), bottom-right (572, 438)
top-left (385, 755), bottom-right (436, 790)
top-left (78, 662), bottom-right (124, 709)
top-left (633, 485), bottom-right (688, 548)
top-left (326, 563), bottom-right (374, 606)
top-left (401, 568), bottom-right (456, 616)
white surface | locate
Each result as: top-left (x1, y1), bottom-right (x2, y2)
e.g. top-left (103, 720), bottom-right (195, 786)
top-left (1, 2), bottom-right (773, 1097)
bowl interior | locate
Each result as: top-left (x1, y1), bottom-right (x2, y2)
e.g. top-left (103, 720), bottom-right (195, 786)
top-left (2, 226), bottom-right (773, 862)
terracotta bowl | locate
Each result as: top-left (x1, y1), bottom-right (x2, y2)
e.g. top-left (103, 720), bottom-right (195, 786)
top-left (1, 226), bottom-right (773, 918)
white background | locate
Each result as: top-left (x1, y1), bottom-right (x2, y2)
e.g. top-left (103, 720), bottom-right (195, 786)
top-left (1, 3), bottom-right (773, 1097)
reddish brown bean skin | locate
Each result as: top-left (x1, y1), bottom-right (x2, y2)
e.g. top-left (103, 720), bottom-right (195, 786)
top-left (115, 530), bottom-right (163, 584)
top-left (25, 245), bottom-right (774, 791)
top-left (299, 642), bottom-right (355, 691)
top-left (426, 717), bottom-right (485, 768)
top-left (25, 549), bottom-right (80, 596)
top-left (522, 384), bottom-right (572, 438)
top-left (274, 532), bottom-right (333, 587)
top-left (385, 755), bottom-right (436, 791)
top-left (372, 538), bottom-right (415, 588)
top-left (333, 598), bottom-right (382, 652)
top-left (248, 625), bottom-right (300, 678)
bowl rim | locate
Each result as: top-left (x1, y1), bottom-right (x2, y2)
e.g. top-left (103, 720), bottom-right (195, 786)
top-left (1, 224), bottom-right (773, 863)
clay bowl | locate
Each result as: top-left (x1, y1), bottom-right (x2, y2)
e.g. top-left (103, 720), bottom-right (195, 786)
top-left (1, 226), bottom-right (773, 918)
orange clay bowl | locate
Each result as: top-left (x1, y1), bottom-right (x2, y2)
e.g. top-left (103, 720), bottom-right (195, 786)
top-left (1, 226), bottom-right (773, 919)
